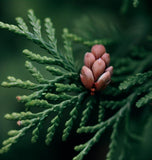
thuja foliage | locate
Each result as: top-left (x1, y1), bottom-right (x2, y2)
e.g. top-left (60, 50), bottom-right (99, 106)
top-left (0, 9), bottom-right (152, 160)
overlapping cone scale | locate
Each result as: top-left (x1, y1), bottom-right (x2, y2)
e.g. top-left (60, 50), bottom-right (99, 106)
top-left (80, 44), bottom-right (113, 93)
top-left (92, 58), bottom-right (106, 81)
top-left (95, 71), bottom-right (111, 91)
top-left (91, 44), bottom-right (106, 59)
top-left (80, 66), bottom-right (94, 90)
top-left (84, 52), bottom-right (95, 68)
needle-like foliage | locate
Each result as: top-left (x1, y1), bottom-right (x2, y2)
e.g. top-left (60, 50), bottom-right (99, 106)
top-left (0, 9), bottom-right (152, 160)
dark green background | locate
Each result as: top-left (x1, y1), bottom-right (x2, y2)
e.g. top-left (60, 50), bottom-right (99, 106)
top-left (0, 0), bottom-right (152, 160)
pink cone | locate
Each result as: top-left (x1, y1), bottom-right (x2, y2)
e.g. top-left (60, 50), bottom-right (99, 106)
top-left (102, 53), bottom-right (110, 66)
top-left (80, 66), bottom-right (94, 90)
top-left (105, 66), bottom-right (113, 75)
top-left (92, 58), bottom-right (106, 81)
top-left (94, 71), bottom-right (111, 91)
top-left (84, 52), bottom-right (95, 68)
top-left (91, 44), bottom-right (106, 59)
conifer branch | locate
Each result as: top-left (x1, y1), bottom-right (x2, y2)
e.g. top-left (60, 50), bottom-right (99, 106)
top-left (75, 93), bottom-right (136, 159)
top-left (79, 98), bottom-right (93, 127)
top-left (106, 117), bottom-right (121, 160)
top-left (44, 18), bottom-right (57, 53)
top-left (74, 126), bottom-right (106, 160)
top-left (62, 28), bottom-right (74, 64)
top-left (64, 31), bottom-right (113, 46)
top-left (0, 8), bottom-right (151, 160)
top-left (136, 91), bottom-right (152, 108)
top-left (45, 114), bottom-right (60, 145)
top-left (98, 104), bottom-right (105, 123)
top-left (25, 61), bottom-right (46, 83)
top-left (119, 71), bottom-right (152, 90)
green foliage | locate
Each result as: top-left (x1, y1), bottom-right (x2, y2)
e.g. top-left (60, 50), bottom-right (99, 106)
top-left (119, 71), bottom-right (152, 90)
top-left (106, 117), bottom-right (121, 160)
top-left (136, 91), bottom-right (152, 108)
top-left (0, 9), bottom-right (85, 154)
top-left (45, 115), bottom-right (60, 145)
top-left (0, 9), bottom-right (152, 160)
top-left (64, 31), bottom-right (113, 46)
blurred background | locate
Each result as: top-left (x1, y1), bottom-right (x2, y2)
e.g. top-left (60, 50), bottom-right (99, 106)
top-left (0, 0), bottom-right (152, 160)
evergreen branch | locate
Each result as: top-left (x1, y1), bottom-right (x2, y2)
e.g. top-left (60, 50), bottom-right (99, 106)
top-left (50, 94), bottom-right (82, 112)
top-left (0, 10), bottom-right (75, 72)
top-left (28, 9), bottom-right (42, 39)
top-left (31, 126), bottom-right (40, 143)
top-left (0, 119), bottom-right (37, 154)
top-left (44, 18), bottom-right (57, 53)
top-left (25, 61), bottom-right (46, 83)
top-left (98, 104), bottom-right (105, 123)
top-left (62, 92), bottom-right (86, 141)
top-left (106, 117), bottom-right (121, 160)
top-left (0, 20), bottom-right (56, 57)
top-left (73, 126), bottom-right (106, 160)
top-left (83, 39), bottom-right (113, 46)
top-left (65, 32), bottom-right (113, 46)
top-left (16, 17), bottom-right (29, 33)
top-left (41, 72), bottom-right (78, 88)
top-left (24, 95), bottom-right (79, 111)
top-left (1, 8), bottom-right (151, 160)
top-left (23, 49), bottom-right (74, 72)
top-left (62, 28), bottom-right (74, 64)
top-left (23, 49), bottom-right (61, 66)
top-left (45, 114), bottom-right (60, 145)
top-left (136, 81), bottom-right (152, 96)
top-left (0, 21), bottom-right (23, 34)
top-left (75, 93), bottom-right (136, 160)
top-left (16, 85), bottom-right (51, 103)
top-left (136, 91), bottom-right (152, 108)
top-left (119, 71), bottom-right (152, 90)
top-left (77, 102), bottom-right (128, 134)
top-left (79, 98), bottom-right (93, 127)
top-left (1, 76), bottom-right (41, 90)
top-left (31, 113), bottom-right (48, 143)
top-left (1, 94), bottom-right (85, 153)
top-left (25, 99), bottom-right (52, 108)
top-left (46, 66), bottom-right (64, 76)
top-left (4, 111), bottom-right (36, 120)
top-left (45, 93), bottom-right (72, 102)
top-left (55, 83), bottom-right (81, 92)
top-left (62, 106), bottom-right (78, 141)
top-left (77, 93), bottom-right (136, 134)
top-left (100, 99), bottom-right (126, 110)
